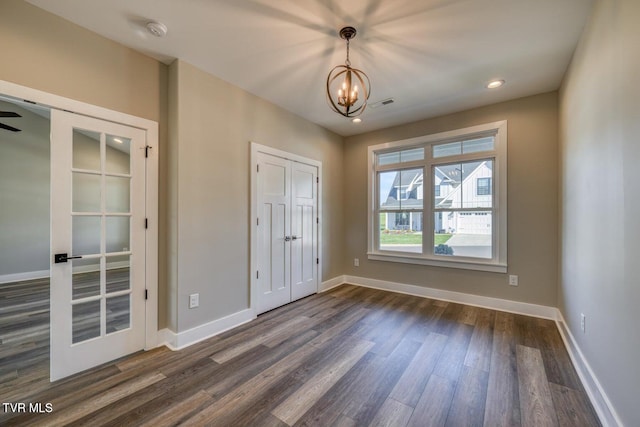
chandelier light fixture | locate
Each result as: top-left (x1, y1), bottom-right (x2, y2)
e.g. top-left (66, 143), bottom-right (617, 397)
top-left (326, 26), bottom-right (371, 118)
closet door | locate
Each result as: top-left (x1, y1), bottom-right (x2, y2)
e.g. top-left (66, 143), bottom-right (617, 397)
top-left (291, 162), bottom-right (318, 301)
top-left (256, 153), bottom-right (292, 314)
top-left (255, 151), bottom-right (319, 315)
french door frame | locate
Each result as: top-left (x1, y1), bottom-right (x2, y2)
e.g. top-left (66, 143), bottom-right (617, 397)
top-left (250, 142), bottom-right (322, 315)
top-left (0, 80), bottom-right (160, 358)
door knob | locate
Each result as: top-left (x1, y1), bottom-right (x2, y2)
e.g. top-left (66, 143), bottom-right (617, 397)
top-left (291, 235), bottom-right (299, 240)
top-left (284, 236), bottom-right (291, 242)
top-left (54, 253), bottom-right (83, 264)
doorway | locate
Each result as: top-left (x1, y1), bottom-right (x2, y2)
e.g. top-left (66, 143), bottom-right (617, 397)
top-left (251, 143), bottom-right (321, 315)
top-left (0, 80), bottom-right (158, 385)
top-left (0, 96), bottom-right (52, 395)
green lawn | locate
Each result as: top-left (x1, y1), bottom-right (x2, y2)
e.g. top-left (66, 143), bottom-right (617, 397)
top-left (434, 233), bottom-right (452, 245)
top-left (379, 232), bottom-right (452, 245)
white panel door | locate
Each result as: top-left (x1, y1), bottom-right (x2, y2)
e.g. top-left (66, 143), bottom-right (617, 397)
top-left (256, 153), bottom-right (291, 313)
top-left (50, 109), bottom-right (146, 381)
top-left (255, 152), bottom-right (319, 314)
top-left (291, 162), bottom-right (318, 301)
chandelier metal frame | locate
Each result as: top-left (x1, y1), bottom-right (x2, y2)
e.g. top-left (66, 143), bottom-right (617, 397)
top-left (326, 26), bottom-right (371, 118)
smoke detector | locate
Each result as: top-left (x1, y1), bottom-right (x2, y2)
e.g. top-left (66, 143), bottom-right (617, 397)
top-left (146, 21), bottom-right (168, 37)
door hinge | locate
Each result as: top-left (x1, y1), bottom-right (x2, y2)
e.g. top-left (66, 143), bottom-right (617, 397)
top-left (256, 270), bottom-right (259, 279)
top-left (316, 217), bottom-right (319, 224)
top-left (316, 258), bottom-right (319, 265)
top-left (145, 218), bottom-right (148, 229)
top-left (145, 289), bottom-right (148, 300)
top-left (257, 217), bottom-right (259, 226)
top-left (316, 177), bottom-right (319, 183)
top-left (257, 164), bottom-right (259, 172)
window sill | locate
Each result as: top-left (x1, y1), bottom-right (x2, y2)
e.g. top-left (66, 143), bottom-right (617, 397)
top-left (367, 252), bottom-right (507, 273)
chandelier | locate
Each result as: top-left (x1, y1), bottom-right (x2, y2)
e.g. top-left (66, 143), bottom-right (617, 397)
top-left (326, 26), bottom-right (371, 118)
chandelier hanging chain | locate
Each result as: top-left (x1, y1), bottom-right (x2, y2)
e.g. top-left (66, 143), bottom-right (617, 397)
top-left (345, 38), bottom-right (351, 67)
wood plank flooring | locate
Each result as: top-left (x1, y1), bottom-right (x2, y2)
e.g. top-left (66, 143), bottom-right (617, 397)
top-left (0, 284), bottom-right (600, 426)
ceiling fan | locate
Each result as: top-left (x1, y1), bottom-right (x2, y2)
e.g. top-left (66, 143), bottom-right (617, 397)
top-left (0, 111), bottom-right (22, 132)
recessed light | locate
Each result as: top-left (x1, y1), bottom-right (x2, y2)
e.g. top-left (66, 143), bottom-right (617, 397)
top-left (146, 21), bottom-right (168, 38)
top-left (487, 79), bottom-right (505, 89)
top-left (352, 118), bottom-right (362, 123)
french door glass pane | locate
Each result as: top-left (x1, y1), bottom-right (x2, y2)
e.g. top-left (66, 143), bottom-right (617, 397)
top-left (106, 295), bottom-right (130, 334)
top-left (106, 255), bottom-right (130, 294)
top-left (72, 300), bottom-right (101, 344)
top-left (434, 211), bottom-right (492, 259)
top-left (72, 216), bottom-right (101, 255)
top-left (105, 135), bottom-right (131, 174)
top-left (73, 172), bottom-right (101, 212)
top-left (72, 129), bottom-right (101, 171)
top-left (106, 176), bottom-right (130, 213)
top-left (106, 216), bottom-right (130, 253)
top-left (72, 257), bottom-right (101, 300)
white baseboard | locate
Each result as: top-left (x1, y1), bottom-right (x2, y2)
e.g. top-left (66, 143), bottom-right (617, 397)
top-left (320, 275), bottom-right (347, 292)
top-left (556, 313), bottom-right (622, 427)
top-left (0, 270), bottom-right (50, 284)
top-left (343, 275), bottom-right (557, 319)
top-left (158, 308), bottom-right (255, 350)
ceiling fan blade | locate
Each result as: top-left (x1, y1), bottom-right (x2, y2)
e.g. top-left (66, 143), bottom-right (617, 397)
top-left (0, 111), bottom-right (21, 118)
top-left (0, 122), bottom-right (21, 132)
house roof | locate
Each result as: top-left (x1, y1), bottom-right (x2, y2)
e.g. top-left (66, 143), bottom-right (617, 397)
top-left (381, 161), bottom-right (492, 210)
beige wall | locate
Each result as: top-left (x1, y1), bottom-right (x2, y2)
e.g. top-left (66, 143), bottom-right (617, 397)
top-left (169, 60), bottom-right (344, 332)
top-left (344, 92), bottom-right (559, 306)
top-left (559, 0), bottom-right (640, 425)
top-left (0, 1), bottom-right (164, 123)
top-left (0, 101), bottom-right (50, 277)
top-left (0, 0), bottom-right (169, 326)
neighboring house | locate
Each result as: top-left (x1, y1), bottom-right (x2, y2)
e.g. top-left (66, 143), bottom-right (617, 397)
top-left (381, 161), bottom-right (493, 235)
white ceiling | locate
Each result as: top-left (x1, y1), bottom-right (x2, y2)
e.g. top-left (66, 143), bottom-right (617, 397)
top-left (25, 0), bottom-right (594, 137)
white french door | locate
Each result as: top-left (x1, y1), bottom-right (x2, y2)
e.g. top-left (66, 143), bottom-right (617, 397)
top-left (255, 151), bottom-right (318, 314)
top-left (50, 109), bottom-right (147, 381)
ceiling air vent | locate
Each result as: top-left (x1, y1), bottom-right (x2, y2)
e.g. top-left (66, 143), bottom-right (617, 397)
top-left (369, 98), bottom-right (395, 109)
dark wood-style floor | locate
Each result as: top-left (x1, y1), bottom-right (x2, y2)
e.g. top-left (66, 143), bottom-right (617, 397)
top-left (1, 284), bottom-right (600, 426)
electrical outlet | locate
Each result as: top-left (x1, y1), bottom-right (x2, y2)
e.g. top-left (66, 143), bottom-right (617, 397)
top-left (581, 313), bottom-right (586, 333)
top-left (354, 258), bottom-right (360, 267)
top-left (508, 275), bottom-right (518, 286)
top-left (189, 293), bottom-right (199, 309)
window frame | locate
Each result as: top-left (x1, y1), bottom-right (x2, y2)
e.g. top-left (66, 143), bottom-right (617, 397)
top-left (367, 121), bottom-right (507, 273)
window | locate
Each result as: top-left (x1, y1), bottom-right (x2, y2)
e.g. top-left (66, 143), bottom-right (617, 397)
top-left (368, 121), bottom-right (507, 272)
top-left (477, 177), bottom-right (491, 195)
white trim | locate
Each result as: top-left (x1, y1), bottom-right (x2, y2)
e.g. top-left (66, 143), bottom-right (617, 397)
top-left (344, 275), bottom-right (557, 319)
top-left (555, 313), bottom-right (622, 427)
top-left (367, 121), bottom-right (507, 273)
top-left (0, 270), bottom-right (50, 284)
top-left (144, 120), bottom-right (160, 350)
top-left (0, 79), bottom-right (160, 362)
top-left (367, 253), bottom-right (507, 273)
top-left (319, 275), bottom-right (347, 292)
top-left (250, 142), bottom-right (323, 313)
top-left (158, 309), bottom-right (255, 350)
